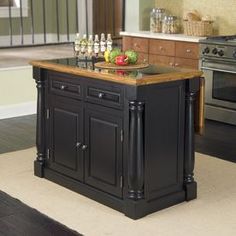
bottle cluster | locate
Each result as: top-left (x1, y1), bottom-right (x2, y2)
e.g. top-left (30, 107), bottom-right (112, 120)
top-left (74, 33), bottom-right (113, 58)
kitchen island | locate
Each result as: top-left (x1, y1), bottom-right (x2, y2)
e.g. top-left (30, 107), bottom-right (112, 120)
top-left (31, 57), bottom-right (203, 219)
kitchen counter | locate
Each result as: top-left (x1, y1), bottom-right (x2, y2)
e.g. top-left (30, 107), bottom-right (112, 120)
top-left (120, 31), bottom-right (206, 43)
top-left (30, 57), bottom-right (202, 86)
top-left (31, 57), bottom-right (203, 219)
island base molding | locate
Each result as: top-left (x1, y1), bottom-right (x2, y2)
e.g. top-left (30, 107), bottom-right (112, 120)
top-left (42, 168), bottom-right (191, 220)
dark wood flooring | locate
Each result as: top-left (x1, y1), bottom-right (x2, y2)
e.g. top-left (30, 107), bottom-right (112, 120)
top-left (195, 119), bottom-right (236, 163)
top-left (0, 190), bottom-right (82, 236)
top-left (0, 115), bottom-right (36, 154)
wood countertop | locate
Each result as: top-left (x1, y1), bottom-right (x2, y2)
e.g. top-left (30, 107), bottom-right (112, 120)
top-left (30, 58), bottom-right (203, 86)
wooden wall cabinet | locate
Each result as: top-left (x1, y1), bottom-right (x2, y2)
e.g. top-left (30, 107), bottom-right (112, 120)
top-left (123, 36), bottom-right (200, 69)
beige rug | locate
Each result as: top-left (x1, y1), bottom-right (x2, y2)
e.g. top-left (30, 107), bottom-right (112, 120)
top-left (0, 148), bottom-right (236, 236)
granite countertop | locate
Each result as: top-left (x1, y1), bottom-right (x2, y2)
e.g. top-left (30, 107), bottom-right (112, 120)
top-left (30, 57), bottom-right (203, 86)
top-left (120, 31), bottom-right (206, 43)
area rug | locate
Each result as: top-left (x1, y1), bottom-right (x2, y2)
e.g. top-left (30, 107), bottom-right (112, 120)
top-left (0, 190), bottom-right (81, 236)
top-left (0, 148), bottom-right (236, 236)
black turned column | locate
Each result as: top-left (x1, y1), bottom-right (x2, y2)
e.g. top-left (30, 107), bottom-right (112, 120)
top-left (34, 69), bottom-right (46, 177)
top-left (128, 101), bottom-right (145, 200)
top-left (184, 92), bottom-right (197, 200)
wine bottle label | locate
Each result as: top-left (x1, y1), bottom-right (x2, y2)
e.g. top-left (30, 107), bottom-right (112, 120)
top-left (87, 45), bottom-right (93, 54)
top-left (107, 42), bottom-right (112, 51)
top-left (94, 43), bottom-right (99, 54)
top-left (100, 42), bottom-right (106, 52)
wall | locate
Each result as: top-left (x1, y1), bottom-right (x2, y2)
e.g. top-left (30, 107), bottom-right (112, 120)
top-left (125, 0), bottom-right (139, 32)
top-left (139, 0), bottom-right (155, 31)
top-left (0, 67), bottom-right (36, 119)
top-left (155, 0), bottom-right (236, 35)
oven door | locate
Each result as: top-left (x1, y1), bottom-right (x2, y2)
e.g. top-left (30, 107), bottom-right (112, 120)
top-left (201, 59), bottom-right (236, 110)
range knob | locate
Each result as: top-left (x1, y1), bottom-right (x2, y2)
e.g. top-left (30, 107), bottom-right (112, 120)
top-left (202, 47), bottom-right (210, 54)
top-left (218, 50), bottom-right (224, 57)
top-left (212, 48), bottom-right (218, 55)
top-left (233, 50), bottom-right (236, 59)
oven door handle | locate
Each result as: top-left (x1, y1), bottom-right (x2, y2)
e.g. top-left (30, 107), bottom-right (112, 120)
top-left (201, 66), bottom-right (236, 74)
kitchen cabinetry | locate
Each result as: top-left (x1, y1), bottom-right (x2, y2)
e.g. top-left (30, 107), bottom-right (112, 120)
top-left (32, 58), bottom-right (202, 219)
top-left (47, 72), bottom-right (124, 198)
top-left (123, 36), bottom-right (199, 69)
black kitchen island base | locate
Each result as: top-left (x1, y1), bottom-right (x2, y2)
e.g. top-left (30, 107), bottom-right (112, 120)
top-left (42, 168), bottom-right (195, 220)
top-left (31, 57), bottom-right (202, 219)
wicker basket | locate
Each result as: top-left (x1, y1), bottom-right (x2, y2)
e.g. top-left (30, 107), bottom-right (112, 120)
top-left (183, 20), bottom-right (213, 36)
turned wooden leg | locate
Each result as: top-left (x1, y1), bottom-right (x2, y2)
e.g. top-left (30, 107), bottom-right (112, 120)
top-left (34, 69), bottom-right (47, 177)
top-left (184, 92), bottom-right (197, 200)
top-left (128, 101), bottom-right (145, 200)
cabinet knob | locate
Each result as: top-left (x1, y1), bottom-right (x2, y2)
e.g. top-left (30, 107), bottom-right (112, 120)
top-left (76, 142), bottom-right (82, 148)
top-left (133, 43), bottom-right (140, 48)
top-left (60, 85), bottom-right (66, 90)
top-left (81, 145), bottom-right (88, 151)
top-left (186, 49), bottom-right (191, 53)
top-left (175, 63), bottom-right (179, 67)
top-left (98, 92), bottom-right (104, 98)
top-left (159, 46), bottom-right (164, 51)
top-left (169, 62), bottom-right (174, 66)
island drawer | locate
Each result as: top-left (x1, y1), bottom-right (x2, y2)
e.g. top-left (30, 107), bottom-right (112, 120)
top-left (85, 82), bottom-right (123, 109)
top-left (49, 73), bottom-right (82, 99)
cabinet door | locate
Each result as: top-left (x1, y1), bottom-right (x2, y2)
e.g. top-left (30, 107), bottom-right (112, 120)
top-left (48, 95), bottom-right (84, 181)
top-left (84, 105), bottom-right (123, 198)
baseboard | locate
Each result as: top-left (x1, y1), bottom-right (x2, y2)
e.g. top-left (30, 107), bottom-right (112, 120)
top-left (0, 101), bottom-right (36, 120)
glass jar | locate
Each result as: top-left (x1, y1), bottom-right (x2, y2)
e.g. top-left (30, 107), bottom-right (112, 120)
top-left (155, 8), bottom-right (165, 33)
top-left (150, 8), bottom-right (156, 33)
top-left (162, 15), bottom-right (178, 34)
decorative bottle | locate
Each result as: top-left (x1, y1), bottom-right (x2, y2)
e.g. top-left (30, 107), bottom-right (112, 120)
top-left (74, 33), bottom-right (81, 57)
top-left (100, 33), bottom-right (106, 55)
top-left (106, 33), bottom-right (113, 52)
top-left (87, 35), bottom-right (94, 58)
top-left (94, 34), bottom-right (100, 58)
top-left (80, 34), bottom-right (88, 57)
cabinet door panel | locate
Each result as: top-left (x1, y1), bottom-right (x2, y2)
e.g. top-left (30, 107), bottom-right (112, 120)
top-left (84, 105), bottom-right (123, 198)
top-left (48, 96), bottom-right (83, 181)
top-left (149, 39), bottom-right (175, 56)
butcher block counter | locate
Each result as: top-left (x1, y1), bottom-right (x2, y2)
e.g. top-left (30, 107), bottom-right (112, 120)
top-left (31, 57), bottom-right (203, 219)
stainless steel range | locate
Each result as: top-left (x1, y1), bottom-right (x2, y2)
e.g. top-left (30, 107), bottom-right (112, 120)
top-left (200, 35), bottom-right (236, 125)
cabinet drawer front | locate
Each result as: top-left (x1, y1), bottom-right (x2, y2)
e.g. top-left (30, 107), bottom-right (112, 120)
top-left (175, 42), bottom-right (199, 59)
top-left (122, 36), bottom-right (133, 51)
top-left (86, 83), bottom-right (123, 109)
top-left (132, 37), bottom-right (149, 53)
top-left (137, 52), bottom-right (149, 64)
top-left (174, 57), bottom-right (199, 69)
top-left (149, 39), bottom-right (175, 56)
top-left (149, 54), bottom-right (175, 67)
top-left (49, 73), bottom-right (82, 99)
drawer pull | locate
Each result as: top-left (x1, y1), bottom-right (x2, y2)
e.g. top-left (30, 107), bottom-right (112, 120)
top-left (98, 92), bottom-right (104, 98)
top-left (186, 49), bottom-right (191, 53)
top-left (81, 144), bottom-right (88, 151)
top-left (76, 142), bottom-right (82, 148)
top-left (60, 85), bottom-right (66, 90)
top-left (134, 43), bottom-right (140, 48)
